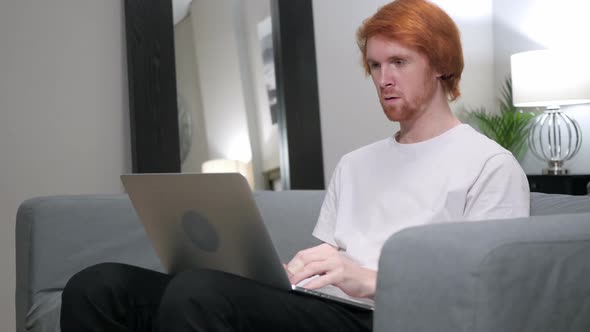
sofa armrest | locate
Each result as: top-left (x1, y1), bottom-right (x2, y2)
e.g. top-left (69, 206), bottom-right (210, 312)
top-left (374, 212), bottom-right (590, 332)
top-left (15, 195), bottom-right (162, 332)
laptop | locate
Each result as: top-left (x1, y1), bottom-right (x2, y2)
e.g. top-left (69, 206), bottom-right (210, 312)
top-left (121, 172), bottom-right (374, 311)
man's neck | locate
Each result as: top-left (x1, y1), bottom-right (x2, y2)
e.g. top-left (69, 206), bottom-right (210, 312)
top-left (396, 100), bottom-right (461, 144)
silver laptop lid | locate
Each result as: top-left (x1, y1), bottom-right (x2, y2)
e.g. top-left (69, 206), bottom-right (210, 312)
top-left (121, 173), bottom-right (291, 290)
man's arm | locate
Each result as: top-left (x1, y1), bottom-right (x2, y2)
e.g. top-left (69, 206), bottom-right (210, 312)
top-left (292, 159), bottom-right (377, 299)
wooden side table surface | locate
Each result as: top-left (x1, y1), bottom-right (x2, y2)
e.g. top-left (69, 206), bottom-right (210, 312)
top-left (527, 175), bottom-right (590, 196)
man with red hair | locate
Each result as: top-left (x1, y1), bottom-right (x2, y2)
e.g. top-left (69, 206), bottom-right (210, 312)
top-left (285, 0), bottom-right (527, 321)
top-left (61, 1), bottom-right (529, 331)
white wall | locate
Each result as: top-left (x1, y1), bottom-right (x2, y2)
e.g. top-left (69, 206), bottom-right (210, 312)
top-left (241, 2), bottom-right (281, 173)
top-left (313, 0), bottom-right (495, 183)
top-left (174, 14), bottom-right (211, 172)
top-left (189, 0), bottom-right (253, 163)
top-left (180, 0), bottom-right (278, 189)
top-left (188, 0), bottom-right (273, 189)
top-left (0, 0), bottom-right (130, 330)
top-left (232, 0), bottom-right (271, 188)
top-left (493, 0), bottom-right (590, 174)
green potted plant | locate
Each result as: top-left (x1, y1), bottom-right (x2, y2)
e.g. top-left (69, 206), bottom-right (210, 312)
top-left (464, 77), bottom-right (536, 160)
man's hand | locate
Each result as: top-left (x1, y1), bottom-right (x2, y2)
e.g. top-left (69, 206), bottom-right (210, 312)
top-left (285, 243), bottom-right (376, 299)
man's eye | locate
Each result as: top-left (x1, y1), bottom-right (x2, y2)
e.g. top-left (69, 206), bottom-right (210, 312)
top-left (392, 59), bottom-right (406, 66)
top-left (369, 63), bottom-right (380, 70)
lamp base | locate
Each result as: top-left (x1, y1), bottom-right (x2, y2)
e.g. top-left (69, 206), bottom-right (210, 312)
top-left (542, 160), bottom-right (569, 175)
top-left (529, 108), bottom-right (581, 176)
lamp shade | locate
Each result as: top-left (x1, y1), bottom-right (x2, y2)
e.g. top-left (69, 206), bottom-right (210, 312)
top-left (511, 50), bottom-right (590, 107)
top-left (201, 158), bottom-right (254, 189)
top-left (201, 159), bottom-right (244, 173)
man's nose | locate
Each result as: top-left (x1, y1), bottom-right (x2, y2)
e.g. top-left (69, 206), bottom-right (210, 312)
top-left (379, 67), bottom-right (395, 88)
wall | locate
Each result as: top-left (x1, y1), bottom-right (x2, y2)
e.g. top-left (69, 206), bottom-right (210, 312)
top-left (187, 0), bottom-right (274, 189)
top-left (174, 14), bottom-right (210, 172)
top-left (493, 0), bottom-right (590, 174)
top-left (241, 1), bottom-right (281, 173)
top-left (232, 0), bottom-right (269, 188)
top-left (176, 0), bottom-right (277, 189)
top-left (0, 0), bottom-right (131, 330)
top-left (313, 0), bottom-right (495, 183)
top-left (189, 0), bottom-right (254, 164)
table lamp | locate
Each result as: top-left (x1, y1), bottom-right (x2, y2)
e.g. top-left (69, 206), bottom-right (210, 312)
top-left (202, 158), bottom-right (254, 188)
top-left (511, 50), bottom-right (590, 174)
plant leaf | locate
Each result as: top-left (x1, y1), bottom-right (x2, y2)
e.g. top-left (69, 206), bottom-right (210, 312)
top-left (463, 76), bottom-right (536, 160)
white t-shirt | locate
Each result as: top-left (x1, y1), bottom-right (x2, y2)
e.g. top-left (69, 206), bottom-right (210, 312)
top-left (312, 124), bottom-right (530, 270)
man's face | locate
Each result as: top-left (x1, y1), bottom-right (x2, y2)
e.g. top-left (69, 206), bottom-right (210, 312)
top-left (366, 36), bottom-right (440, 122)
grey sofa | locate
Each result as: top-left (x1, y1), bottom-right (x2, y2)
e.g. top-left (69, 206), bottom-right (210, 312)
top-left (15, 191), bottom-right (590, 332)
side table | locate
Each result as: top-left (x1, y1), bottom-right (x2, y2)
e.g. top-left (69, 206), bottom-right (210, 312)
top-left (527, 175), bottom-right (590, 196)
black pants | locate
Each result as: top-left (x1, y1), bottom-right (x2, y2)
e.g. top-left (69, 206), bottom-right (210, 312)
top-left (60, 262), bottom-right (373, 331)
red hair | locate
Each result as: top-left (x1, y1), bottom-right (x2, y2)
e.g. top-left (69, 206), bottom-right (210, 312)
top-left (357, 0), bottom-right (464, 101)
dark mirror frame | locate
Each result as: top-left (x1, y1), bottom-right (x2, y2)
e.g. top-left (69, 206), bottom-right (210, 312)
top-left (124, 0), bottom-right (325, 189)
